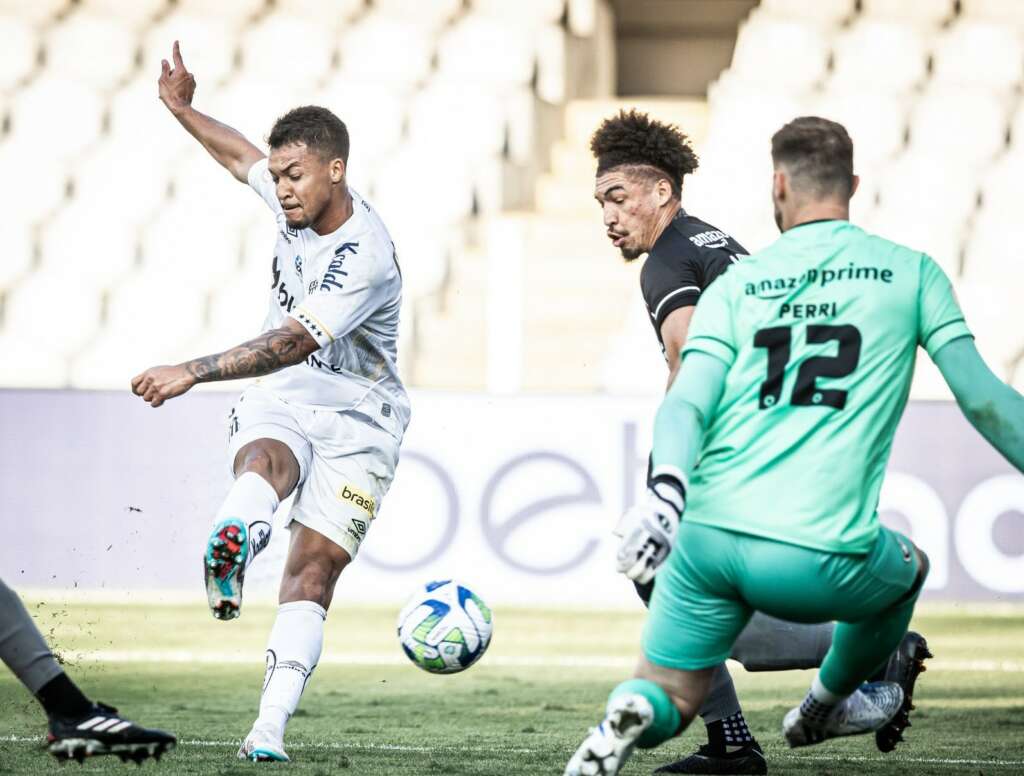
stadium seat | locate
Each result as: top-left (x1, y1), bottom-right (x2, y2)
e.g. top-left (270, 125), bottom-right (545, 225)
top-left (2, 224), bottom-right (35, 293)
top-left (0, 143), bottom-right (67, 224)
top-left (44, 11), bottom-right (137, 90)
top-left (813, 91), bottom-right (908, 167)
top-left (961, 0), bottom-right (1024, 25)
top-left (7, 77), bottom-right (104, 160)
top-left (0, 334), bottom-right (68, 388)
top-left (375, 0), bottom-right (461, 30)
top-left (437, 14), bottom-right (535, 91)
top-left (208, 79), bottom-right (320, 157)
top-left (830, 20), bottom-right (929, 92)
top-left (78, 0), bottom-right (167, 28)
top-left (172, 147), bottom-right (264, 226)
top-left (730, 14), bottom-right (831, 91)
top-left (472, 0), bottom-right (564, 25)
top-left (37, 201), bottom-right (140, 293)
top-left (862, 207), bottom-right (966, 280)
top-left (954, 280), bottom-right (1022, 377)
top-left (909, 88), bottom-right (1009, 171)
top-left (758, 0), bottom-right (855, 27)
top-left (240, 216), bottom-right (280, 274)
top-left (408, 83), bottom-right (507, 164)
top-left (140, 199), bottom-right (245, 292)
top-left (105, 272), bottom-right (206, 353)
top-left (876, 155), bottom-right (979, 226)
top-left (71, 143), bottom-right (170, 227)
top-left (313, 79), bottom-right (406, 171)
top-left (3, 269), bottom-right (102, 356)
top-left (980, 149), bottom-right (1024, 215)
top-left (275, 0), bottom-right (365, 21)
top-left (337, 12), bottom-right (434, 92)
top-left (961, 209), bottom-right (1024, 286)
top-left (0, 16), bottom-right (38, 91)
top-left (860, 0), bottom-right (956, 27)
top-left (931, 21), bottom-right (1024, 92)
top-left (174, 0), bottom-right (266, 23)
top-left (240, 13), bottom-right (335, 85)
top-left (379, 213), bottom-right (449, 301)
top-left (705, 77), bottom-right (812, 153)
top-left (0, 0), bottom-right (67, 27)
top-left (374, 144), bottom-right (473, 227)
top-left (207, 263), bottom-right (273, 346)
top-left (142, 14), bottom-right (238, 86)
top-left (107, 75), bottom-right (197, 167)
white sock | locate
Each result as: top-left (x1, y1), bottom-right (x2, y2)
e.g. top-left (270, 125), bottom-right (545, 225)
top-left (214, 472), bottom-right (279, 567)
top-left (253, 601), bottom-right (326, 741)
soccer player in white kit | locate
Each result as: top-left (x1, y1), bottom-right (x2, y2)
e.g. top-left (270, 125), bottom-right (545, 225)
top-left (131, 43), bottom-right (410, 762)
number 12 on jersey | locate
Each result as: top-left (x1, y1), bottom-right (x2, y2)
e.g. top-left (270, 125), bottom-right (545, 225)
top-left (753, 324), bottom-right (862, 410)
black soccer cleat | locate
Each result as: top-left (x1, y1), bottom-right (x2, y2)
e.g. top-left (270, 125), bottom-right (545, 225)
top-left (653, 742), bottom-right (768, 774)
top-left (874, 631), bottom-right (932, 753)
top-left (47, 702), bottom-right (176, 764)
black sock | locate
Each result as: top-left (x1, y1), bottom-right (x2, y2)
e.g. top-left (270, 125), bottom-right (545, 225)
top-left (706, 711), bottom-right (756, 751)
top-left (35, 672), bottom-right (93, 719)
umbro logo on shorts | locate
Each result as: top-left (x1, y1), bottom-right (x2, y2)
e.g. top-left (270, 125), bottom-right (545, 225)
top-left (352, 518), bottom-right (367, 536)
top-left (339, 484), bottom-right (375, 517)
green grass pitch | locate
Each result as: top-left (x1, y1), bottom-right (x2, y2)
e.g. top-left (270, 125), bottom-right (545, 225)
top-left (1, 600), bottom-right (1023, 774)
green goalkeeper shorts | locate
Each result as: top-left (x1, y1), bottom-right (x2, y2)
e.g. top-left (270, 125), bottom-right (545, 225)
top-left (642, 522), bottom-right (923, 671)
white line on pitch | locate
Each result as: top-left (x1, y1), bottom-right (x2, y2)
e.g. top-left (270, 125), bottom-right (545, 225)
top-left (2, 736), bottom-right (1023, 767)
top-left (54, 650), bottom-right (1024, 673)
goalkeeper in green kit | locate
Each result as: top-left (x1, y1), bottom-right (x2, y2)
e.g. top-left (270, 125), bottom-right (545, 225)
top-left (565, 116), bottom-right (1024, 775)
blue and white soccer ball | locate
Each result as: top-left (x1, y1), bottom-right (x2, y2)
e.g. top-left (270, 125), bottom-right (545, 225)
top-left (396, 580), bottom-right (493, 674)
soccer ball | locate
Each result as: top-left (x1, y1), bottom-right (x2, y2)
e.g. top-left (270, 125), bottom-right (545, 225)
top-left (396, 580), bottom-right (493, 674)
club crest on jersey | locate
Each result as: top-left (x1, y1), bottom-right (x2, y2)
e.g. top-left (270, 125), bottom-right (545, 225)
top-left (295, 255), bottom-right (303, 279)
top-left (320, 242), bottom-right (359, 292)
top-left (338, 483), bottom-right (375, 517)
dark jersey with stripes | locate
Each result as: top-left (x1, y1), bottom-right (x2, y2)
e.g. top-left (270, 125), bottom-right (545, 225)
top-left (640, 209), bottom-right (748, 350)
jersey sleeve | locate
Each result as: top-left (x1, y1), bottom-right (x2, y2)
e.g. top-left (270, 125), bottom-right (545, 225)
top-left (642, 251), bottom-right (703, 331)
top-left (681, 273), bottom-right (737, 367)
top-left (246, 157), bottom-right (282, 215)
top-left (290, 244), bottom-right (396, 347)
top-left (917, 254), bottom-right (972, 358)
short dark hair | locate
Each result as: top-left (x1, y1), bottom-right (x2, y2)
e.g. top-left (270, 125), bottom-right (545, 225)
top-left (590, 109), bottom-right (699, 197)
top-left (771, 116), bottom-right (854, 198)
top-left (267, 105), bottom-right (350, 163)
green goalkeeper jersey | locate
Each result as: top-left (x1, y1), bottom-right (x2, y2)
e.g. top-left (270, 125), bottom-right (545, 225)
top-left (681, 219), bottom-right (971, 554)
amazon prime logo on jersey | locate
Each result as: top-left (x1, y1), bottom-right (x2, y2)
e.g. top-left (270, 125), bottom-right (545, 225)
top-left (689, 229), bottom-right (730, 250)
top-left (320, 241), bottom-right (359, 292)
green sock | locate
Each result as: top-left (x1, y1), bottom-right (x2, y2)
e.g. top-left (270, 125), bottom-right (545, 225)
top-left (609, 679), bottom-right (682, 749)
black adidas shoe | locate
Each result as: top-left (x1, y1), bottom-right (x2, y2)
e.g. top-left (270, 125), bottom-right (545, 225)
top-left (653, 742), bottom-right (767, 774)
top-left (874, 631), bottom-right (932, 753)
top-left (47, 702), bottom-right (176, 763)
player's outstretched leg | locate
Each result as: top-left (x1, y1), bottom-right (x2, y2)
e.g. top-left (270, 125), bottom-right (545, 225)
top-left (205, 451), bottom-right (286, 620)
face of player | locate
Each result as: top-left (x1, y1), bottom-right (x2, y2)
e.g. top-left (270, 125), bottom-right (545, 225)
top-left (268, 142), bottom-right (346, 230)
top-left (594, 169), bottom-right (673, 261)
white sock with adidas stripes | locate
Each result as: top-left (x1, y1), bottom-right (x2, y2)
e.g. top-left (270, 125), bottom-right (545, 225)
top-left (252, 601), bottom-right (326, 743)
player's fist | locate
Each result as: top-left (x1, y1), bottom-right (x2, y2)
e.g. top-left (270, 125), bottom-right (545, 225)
top-left (158, 40), bottom-right (196, 115)
top-left (613, 476), bottom-right (686, 585)
top-left (131, 365), bottom-right (196, 408)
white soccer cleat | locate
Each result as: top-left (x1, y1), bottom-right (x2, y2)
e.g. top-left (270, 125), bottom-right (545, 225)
top-left (783, 681), bottom-right (905, 748)
top-left (237, 726), bottom-right (289, 763)
top-left (564, 693), bottom-right (654, 776)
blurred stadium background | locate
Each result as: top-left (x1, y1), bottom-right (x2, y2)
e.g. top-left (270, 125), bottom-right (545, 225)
top-left (2, 1), bottom-right (1024, 772)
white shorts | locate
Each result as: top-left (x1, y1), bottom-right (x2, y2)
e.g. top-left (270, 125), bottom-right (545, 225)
top-left (226, 386), bottom-right (401, 559)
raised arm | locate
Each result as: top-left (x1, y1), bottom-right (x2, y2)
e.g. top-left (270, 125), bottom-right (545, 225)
top-left (933, 337), bottom-right (1024, 471)
top-left (158, 41), bottom-right (264, 183)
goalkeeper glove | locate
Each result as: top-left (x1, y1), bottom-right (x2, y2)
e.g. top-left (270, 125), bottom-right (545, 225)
top-left (613, 472), bottom-right (686, 585)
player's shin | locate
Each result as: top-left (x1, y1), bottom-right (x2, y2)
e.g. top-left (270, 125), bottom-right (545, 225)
top-left (206, 472), bottom-right (280, 619)
top-left (245, 601), bottom-right (326, 760)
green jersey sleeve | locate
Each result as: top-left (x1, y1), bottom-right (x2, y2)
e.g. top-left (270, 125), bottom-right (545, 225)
top-left (682, 273), bottom-right (737, 367)
top-left (918, 254), bottom-right (972, 357)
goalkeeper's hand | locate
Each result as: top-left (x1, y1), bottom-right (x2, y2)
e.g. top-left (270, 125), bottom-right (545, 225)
top-left (613, 474), bottom-right (686, 585)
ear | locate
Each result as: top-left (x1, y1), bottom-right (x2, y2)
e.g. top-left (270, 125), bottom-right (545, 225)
top-left (773, 168), bottom-right (787, 201)
top-left (656, 177), bottom-right (674, 206)
top-left (330, 157), bottom-right (346, 185)
top-left (850, 174), bottom-right (860, 198)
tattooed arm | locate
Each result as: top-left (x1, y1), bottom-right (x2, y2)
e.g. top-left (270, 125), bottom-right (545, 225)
top-left (131, 318), bottom-right (319, 408)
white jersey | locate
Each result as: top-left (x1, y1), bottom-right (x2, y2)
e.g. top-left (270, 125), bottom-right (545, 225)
top-left (245, 158), bottom-right (410, 439)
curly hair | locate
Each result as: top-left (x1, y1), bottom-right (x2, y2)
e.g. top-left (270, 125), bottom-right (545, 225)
top-left (590, 109), bottom-right (699, 196)
top-left (268, 105), bottom-right (349, 163)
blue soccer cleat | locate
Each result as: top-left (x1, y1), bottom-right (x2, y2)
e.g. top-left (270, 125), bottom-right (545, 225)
top-left (204, 518), bottom-right (249, 620)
